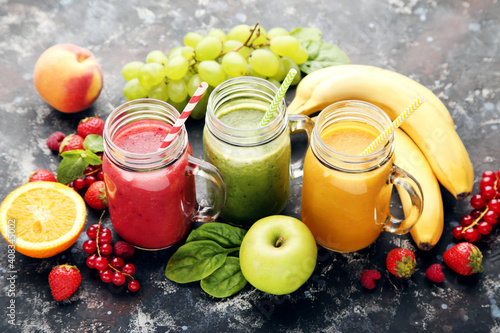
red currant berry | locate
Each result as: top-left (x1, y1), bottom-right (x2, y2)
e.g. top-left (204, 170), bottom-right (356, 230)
top-left (100, 268), bottom-right (113, 283)
top-left (74, 178), bottom-right (86, 190)
top-left (110, 257), bottom-right (125, 270)
top-left (86, 254), bottom-right (98, 269)
top-left (471, 209), bottom-right (482, 219)
top-left (94, 256), bottom-right (109, 270)
top-left (97, 170), bottom-right (105, 181)
top-left (83, 239), bottom-right (97, 254)
top-left (101, 227), bottom-right (111, 234)
top-left (483, 170), bottom-right (496, 179)
top-left (112, 272), bottom-right (126, 286)
top-left (86, 223), bottom-right (101, 239)
top-left (489, 199), bottom-right (500, 213)
top-left (482, 185), bottom-right (497, 201)
top-left (478, 221), bottom-right (493, 235)
top-left (470, 194), bottom-right (486, 210)
top-left (128, 280), bottom-right (140, 292)
top-left (480, 176), bottom-right (496, 192)
top-left (85, 175), bottom-right (97, 187)
top-left (100, 243), bottom-right (113, 256)
top-left (84, 166), bottom-right (94, 175)
top-left (461, 215), bottom-right (474, 227)
top-left (98, 231), bottom-right (113, 245)
top-left (452, 226), bottom-right (464, 239)
top-left (484, 210), bottom-right (499, 225)
top-left (68, 181), bottom-right (75, 189)
top-left (122, 263), bottom-right (136, 275)
top-left (464, 227), bottom-right (481, 242)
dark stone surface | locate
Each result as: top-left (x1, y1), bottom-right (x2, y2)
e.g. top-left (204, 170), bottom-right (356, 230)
top-left (1, 0), bottom-right (500, 332)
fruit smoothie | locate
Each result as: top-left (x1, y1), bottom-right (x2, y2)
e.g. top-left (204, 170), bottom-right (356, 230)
top-left (203, 100), bottom-right (291, 226)
top-left (301, 122), bottom-right (394, 252)
top-left (102, 119), bottom-right (195, 249)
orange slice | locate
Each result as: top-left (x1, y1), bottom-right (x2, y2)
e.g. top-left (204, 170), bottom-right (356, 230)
top-left (0, 181), bottom-right (86, 258)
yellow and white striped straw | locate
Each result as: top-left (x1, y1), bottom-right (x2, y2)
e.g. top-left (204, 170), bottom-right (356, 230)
top-left (361, 96), bottom-right (425, 156)
top-left (259, 68), bottom-right (297, 127)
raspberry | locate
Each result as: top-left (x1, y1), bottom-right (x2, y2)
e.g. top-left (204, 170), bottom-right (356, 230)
top-left (46, 131), bottom-right (66, 151)
top-left (425, 264), bottom-right (444, 283)
top-left (360, 270), bottom-right (381, 290)
top-left (114, 241), bottom-right (135, 259)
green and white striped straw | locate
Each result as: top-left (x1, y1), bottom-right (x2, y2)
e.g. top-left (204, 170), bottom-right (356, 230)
top-left (361, 96), bottom-right (425, 156)
top-left (259, 68), bottom-right (297, 127)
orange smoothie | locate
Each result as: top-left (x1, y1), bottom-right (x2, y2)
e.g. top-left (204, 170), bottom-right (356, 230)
top-left (301, 122), bottom-right (394, 252)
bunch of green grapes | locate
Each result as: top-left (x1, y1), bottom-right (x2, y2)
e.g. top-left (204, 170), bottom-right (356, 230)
top-left (121, 23), bottom-right (305, 119)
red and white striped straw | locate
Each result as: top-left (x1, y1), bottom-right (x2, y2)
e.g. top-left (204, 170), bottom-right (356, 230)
top-left (159, 82), bottom-right (209, 150)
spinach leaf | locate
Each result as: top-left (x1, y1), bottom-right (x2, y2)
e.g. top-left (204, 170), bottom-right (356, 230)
top-left (165, 240), bottom-right (239, 283)
top-left (300, 40), bottom-right (350, 74)
top-left (186, 222), bottom-right (247, 248)
top-left (201, 257), bottom-right (247, 298)
top-left (290, 27), bottom-right (322, 42)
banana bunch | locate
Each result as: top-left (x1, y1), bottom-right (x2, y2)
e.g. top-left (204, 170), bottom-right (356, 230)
top-left (291, 64), bottom-right (474, 250)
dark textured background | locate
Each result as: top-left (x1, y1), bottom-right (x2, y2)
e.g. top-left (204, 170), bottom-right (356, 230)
top-left (1, 0), bottom-right (500, 332)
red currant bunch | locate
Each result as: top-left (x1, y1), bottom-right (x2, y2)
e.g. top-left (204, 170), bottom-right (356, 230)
top-left (68, 159), bottom-right (105, 194)
top-left (83, 218), bottom-right (139, 292)
top-left (453, 170), bottom-right (500, 242)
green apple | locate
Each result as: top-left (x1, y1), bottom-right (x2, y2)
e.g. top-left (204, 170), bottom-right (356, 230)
top-left (239, 215), bottom-right (317, 295)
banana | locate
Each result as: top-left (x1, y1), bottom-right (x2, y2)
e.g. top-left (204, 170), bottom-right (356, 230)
top-left (395, 129), bottom-right (444, 250)
top-left (289, 64), bottom-right (473, 200)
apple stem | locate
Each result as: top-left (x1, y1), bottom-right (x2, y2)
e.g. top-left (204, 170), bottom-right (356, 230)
top-left (275, 236), bottom-right (285, 248)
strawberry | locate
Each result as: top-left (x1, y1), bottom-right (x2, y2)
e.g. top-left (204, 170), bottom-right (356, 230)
top-left (46, 131), bottom-right (66, 151)
top-left (425, 264), bottom-right (444, 283)
top-left (59, 134), bottom-right (84, 154)
top-left (28, 169), bottom-right (57, 182)
top-left (386, 248), bottom-right (416, 278)
top-left (84, 180), bottom-right (108, 210)
top-left (360, 270), bottom-right (381, 289)
top-left (77, 117), bottom-right (105, 139)
top-left (443, 242), bottom-right (484, 276)
top-left (48, 264), bottom-right (81, 301)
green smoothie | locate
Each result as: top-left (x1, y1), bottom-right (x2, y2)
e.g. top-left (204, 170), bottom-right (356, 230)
top-left (203, 100), bottom-right (291, 227)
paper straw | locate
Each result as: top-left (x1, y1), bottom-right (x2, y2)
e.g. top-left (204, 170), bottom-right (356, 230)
top-left (361, 96), bottom-right (425, 156)
top-left (159, 82), bottom-right (209, 150)
top-left (259, 68), bottom-right (297, 127)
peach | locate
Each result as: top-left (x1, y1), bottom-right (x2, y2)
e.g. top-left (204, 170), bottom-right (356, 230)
top-left (34, 43), bottom-right (103, 113)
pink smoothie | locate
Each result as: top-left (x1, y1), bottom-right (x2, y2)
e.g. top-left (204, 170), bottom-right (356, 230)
top-left (102, 119), bottom-right (195, 249)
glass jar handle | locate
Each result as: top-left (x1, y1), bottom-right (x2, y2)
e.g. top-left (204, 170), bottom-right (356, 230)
top-left (288, 114), bottom-right (314, 179)
top-left (383, 165), bottom-right (423, 234)
top-left (187, 155), bottom-right (226, 222)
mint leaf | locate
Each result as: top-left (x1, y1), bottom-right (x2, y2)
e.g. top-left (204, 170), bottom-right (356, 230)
top-left (290, 27), bottom-right (322, 42)
top-left (299, 40), bottom-right (350, 74)
top-left (57, 151), bottom-right (88, 184)
top-left (83, 134), bottom-right (104, 153)
top-left (85, 150), bottom-right (103, 166)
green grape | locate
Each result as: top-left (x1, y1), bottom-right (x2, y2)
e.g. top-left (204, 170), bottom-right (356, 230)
top-left (122, 61), bottom-right (144, 81)
top-left (270, 35), bottom-right (299, 57)
top-left (195, 36), bottom-right (222, 61)
top-left (249, 26), bottom-right (267, 45)
top-left (180, 46), bottom-right (195, 60)
top-left (270, 58), bottom-right (286, 81)
top-left (248, 49), bottom-right (280, 77)
top-left (281, 57), bottom-right (301, 85)
top-left (146, 50), bottom-right (168, 66)
top-left (289, 44), bottom-right (308, 65)
top-left (165, 55), bottom-right (189, 80)
top-left (169, 46), bottom-right (183, 59)
top-left (227, 24), bottom-right (251, 43)
top-left (222, 39), bottom-right (243, 52)
top-left (184, 32), bottom-right (204, 48)
top-left (148, 82), bottom-right (169, 102)
top-left (138, 62), bottom-right (166, 88)
top-left (190, 86), bottom-right (213, 120)
top-left (237, 46), bottom-right (252, 58)
top-left (187, 74), bottom-right (202, 96)
top-left (268, 78), bottom-right (281, 88)
top-left (245, 63), bottom-right (266, 79)
top-left (267, 27), bottom-right (289, 39)
top-left (168, 96), bottom-right (189, 113)
top-left (207, 28), bottom-right (227, 43)
top-left (123, 78), bottom-right (149, 100)
top-left (198, 60), bottom-right (226, 87)
top-left (221, 52), bottom-right (247, 77)
top-left (167, 79), bottom-right (188, 103)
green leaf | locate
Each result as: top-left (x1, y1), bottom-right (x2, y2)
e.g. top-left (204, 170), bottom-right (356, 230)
top-left (165, 240), bottom-right (238, 283)
top-left (290, 27), bottom-right (322, 43)
top-left (299, 40), bottom-right (350, 74)
top-left (84, 150), bottom-right (103, 166)
top-left (83, 134), bottom-right (104, 153)
top-left (186, 222), bottom-right (247, 248)
top-left (200, 257), bottom-right (247, 298)
top-left (56, 150), bottom-right (88, 184)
